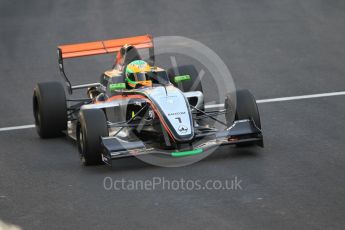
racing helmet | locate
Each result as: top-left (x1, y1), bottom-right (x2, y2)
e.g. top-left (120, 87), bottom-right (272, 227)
top-left (125, 60), bottom-right (152, 88)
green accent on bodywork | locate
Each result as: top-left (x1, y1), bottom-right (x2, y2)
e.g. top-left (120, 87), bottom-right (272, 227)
top-left (171, 148), bottom-right (203, 157)
top-left (174, 75), bottom-right (191, 83)
top-left (109, 83), bottom-right (126, 91)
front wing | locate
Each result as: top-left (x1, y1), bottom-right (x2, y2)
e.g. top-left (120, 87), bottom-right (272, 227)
top-left (100, 119), bottom-right (263, 166)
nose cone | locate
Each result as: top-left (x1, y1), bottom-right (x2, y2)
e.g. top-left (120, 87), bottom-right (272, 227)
top-left (145, 86), bottom-right (194, 142)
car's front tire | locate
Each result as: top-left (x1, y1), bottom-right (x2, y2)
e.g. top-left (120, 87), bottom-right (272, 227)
top-left (77, 109), bottom-right (108, 166)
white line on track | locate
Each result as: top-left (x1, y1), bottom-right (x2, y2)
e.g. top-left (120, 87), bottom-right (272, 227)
top-left (205, 90), bottom-right (345, 109)
top-left (1, 91), bottom-right (345, 132)
top-left (256, 91), bottom-right (345, 104)
top-left (0, 124), bottom-right (35, 132)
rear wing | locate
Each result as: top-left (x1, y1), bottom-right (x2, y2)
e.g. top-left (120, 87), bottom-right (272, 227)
top-left (57, 35), bottom-right (154, 94)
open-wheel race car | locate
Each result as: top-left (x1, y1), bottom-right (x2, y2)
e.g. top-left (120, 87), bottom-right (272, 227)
top-left (33, 35), bottom-right (263, 166)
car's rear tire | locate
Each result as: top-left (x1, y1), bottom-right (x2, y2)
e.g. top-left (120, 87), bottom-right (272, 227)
top-left (77, 109), bottom-right (108, 166)
top-left (225, 89), bottom-right (262, 147)
top-left (33, 81), bottom-right (67, 138)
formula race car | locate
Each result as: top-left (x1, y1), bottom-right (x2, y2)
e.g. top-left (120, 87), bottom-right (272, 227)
top-left (33, 35), bottom-right (263, 166)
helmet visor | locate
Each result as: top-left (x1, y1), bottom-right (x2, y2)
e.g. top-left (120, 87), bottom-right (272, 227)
top-left (134, 72), bottom-right (146, 81)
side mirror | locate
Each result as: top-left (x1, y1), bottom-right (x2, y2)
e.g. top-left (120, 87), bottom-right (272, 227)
top-left (109, 83), bottom-right (126, 92)
top-left (174, 75), bottom-right (191, 83)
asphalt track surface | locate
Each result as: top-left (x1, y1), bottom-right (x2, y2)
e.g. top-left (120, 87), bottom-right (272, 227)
top-left (1, 1), bottom-right (345, 229)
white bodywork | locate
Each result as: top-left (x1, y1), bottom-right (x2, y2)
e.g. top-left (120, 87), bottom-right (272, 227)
top-left (144, 86), bottom-right (193, 138)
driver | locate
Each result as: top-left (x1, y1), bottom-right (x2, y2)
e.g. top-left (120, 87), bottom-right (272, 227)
top-left (125, 60), bottom-right (153, 88)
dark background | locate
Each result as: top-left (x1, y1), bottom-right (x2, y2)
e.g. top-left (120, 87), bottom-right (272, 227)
top-left (1, 0), bottom-right (345, 229)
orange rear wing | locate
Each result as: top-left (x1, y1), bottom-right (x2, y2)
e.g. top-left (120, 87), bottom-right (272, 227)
top-left (58, 34), bottom-right (153, 59)
top-left (57, 35), bottom-right (154, 94)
